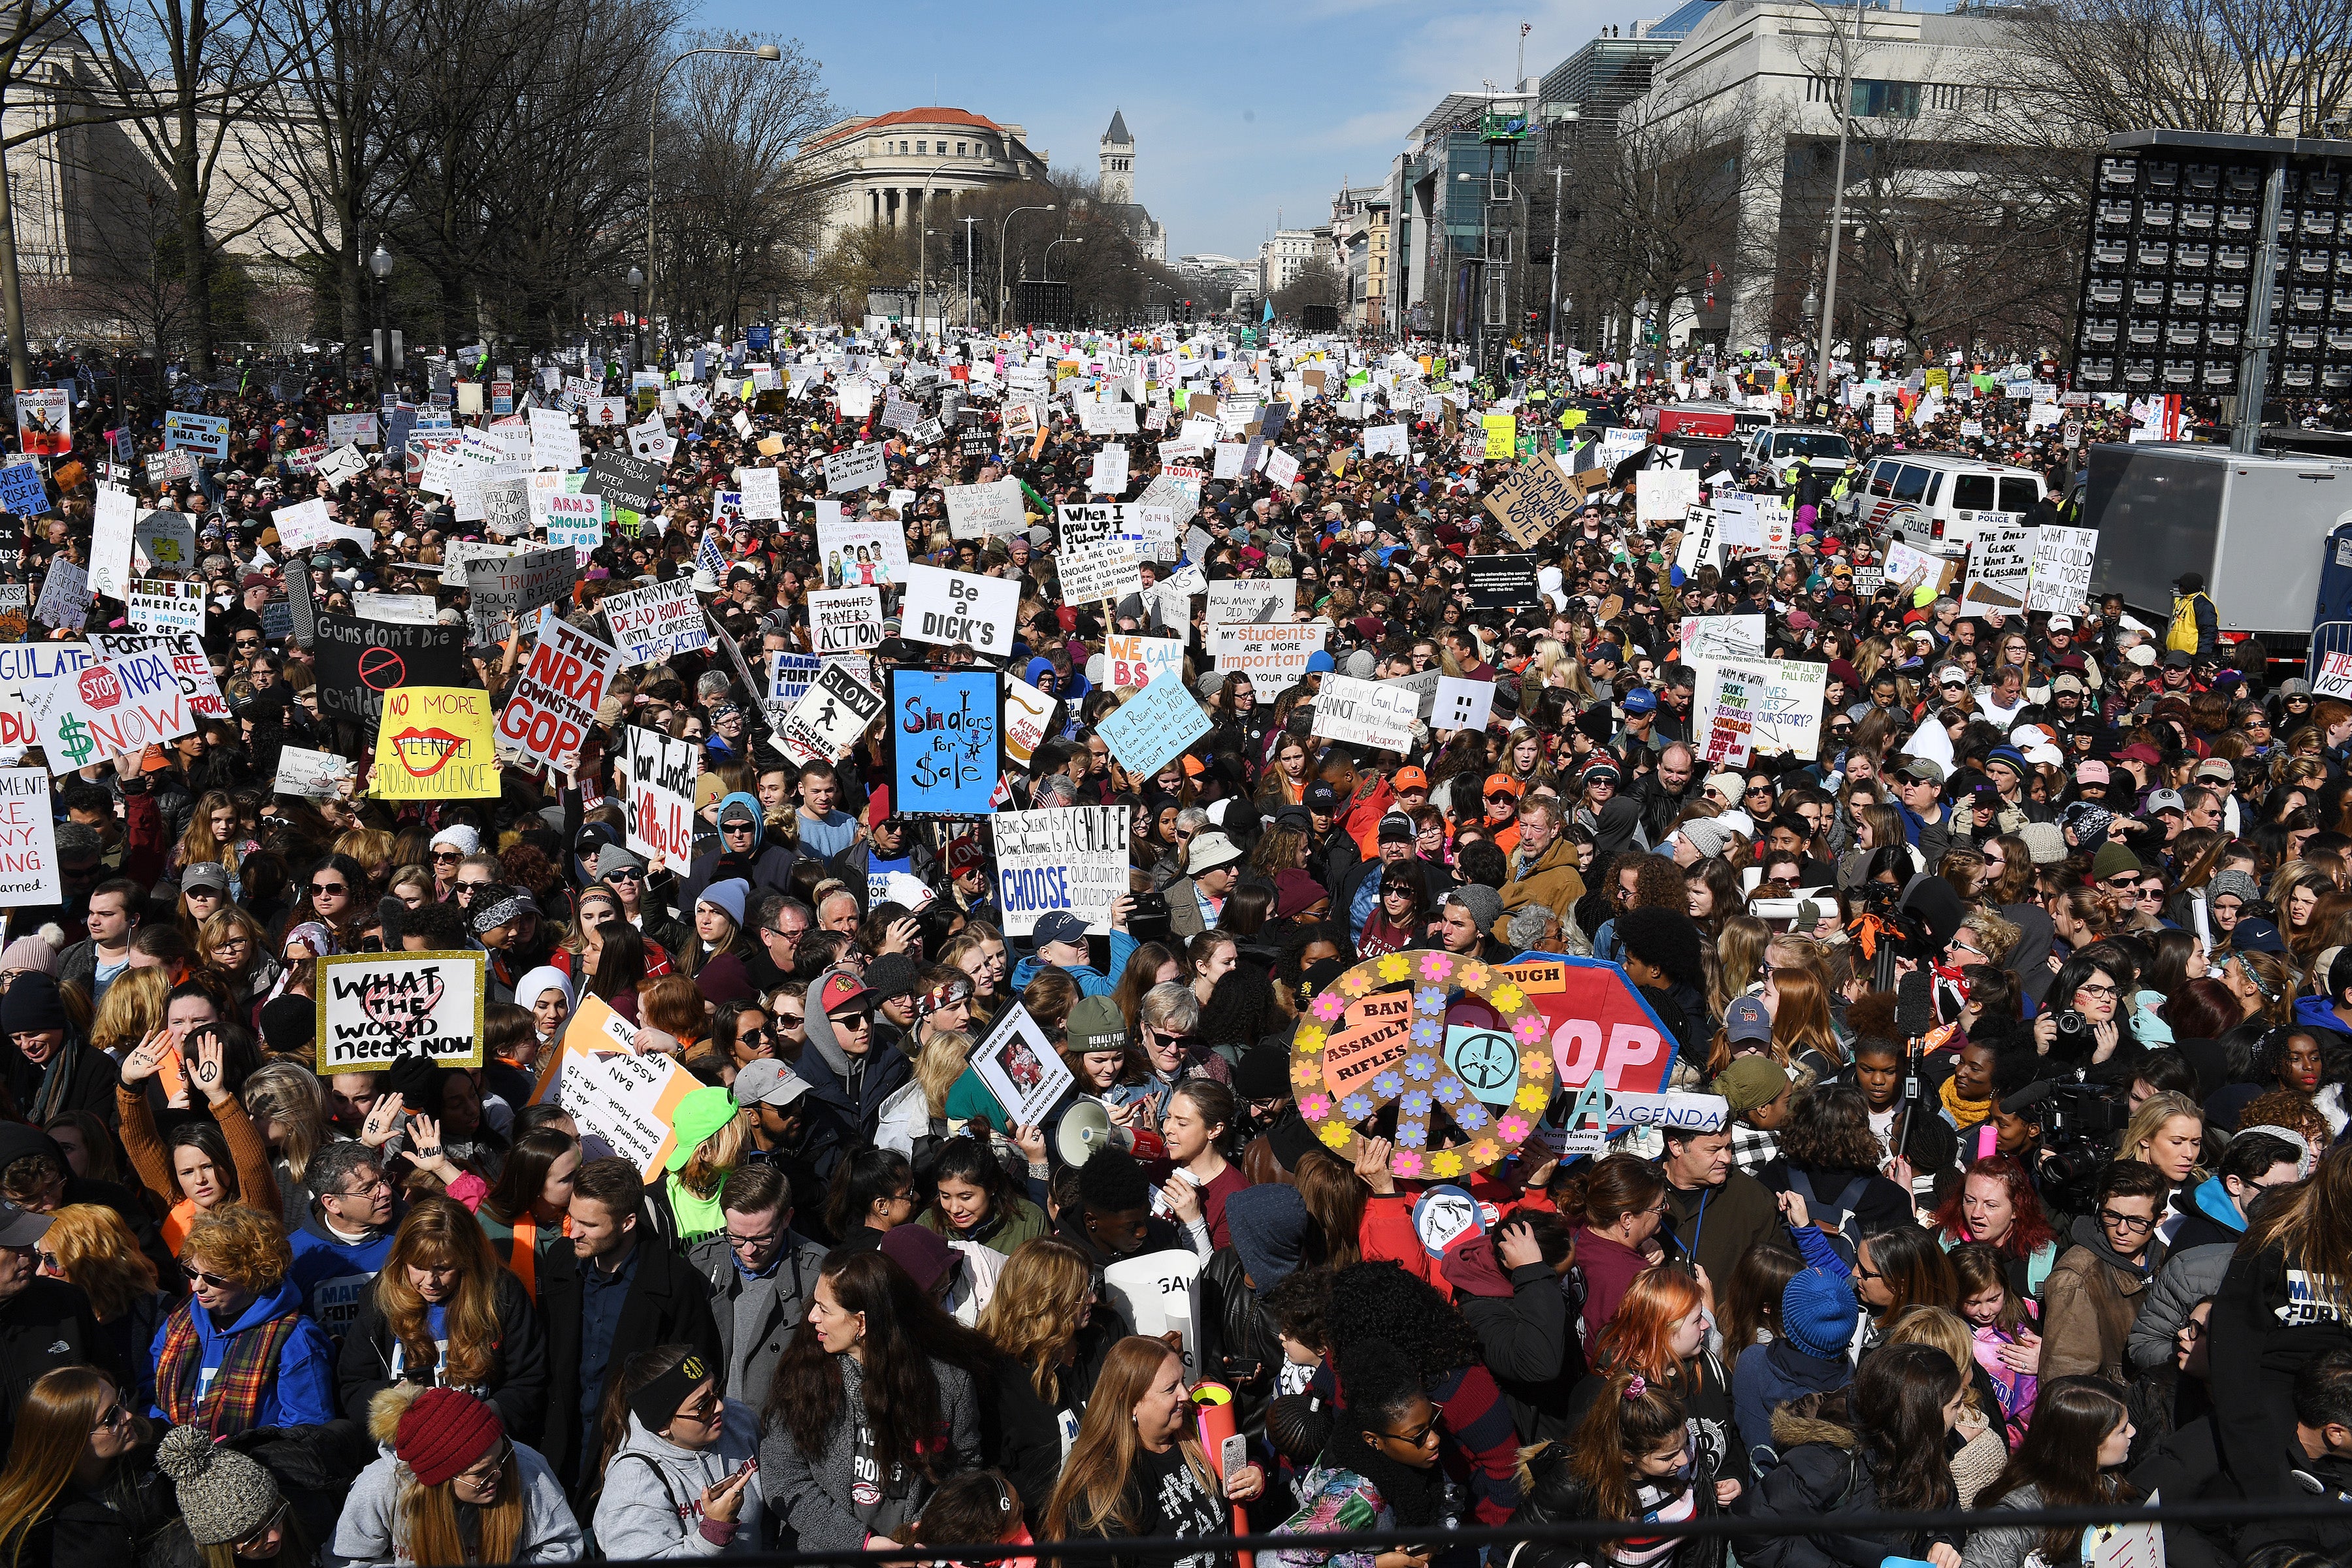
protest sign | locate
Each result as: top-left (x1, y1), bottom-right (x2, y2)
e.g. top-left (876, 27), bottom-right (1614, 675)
top-left (1961, 525), bottom-right (2033, 615)
top-left (127, 578), bottom-right (204, 637)
top-left (133, 510), bottom-right (195, 573)
top-left (1311, 674), bottom-right (1418, 752)
top-left (1636, 467), bottom-right (1701, 524)
top-left (90, 486), bottom-right (135, 600)
top-left (313, 613), bottom-right (465, 726)
top-left (465, 546), bottom-right (570, 641)
top-left (372, 687), bottom-right (497, 800)
top-left (0, 645), bottom-right (91, 758)
top-left (970, 1002), bottom-right (1075, 1128)
top-left (271, 497), bottom-right (338, 553)
top-left (0, 770), bottom-right (57, 906)
top-left (1059, 537), bottom-right (1143, 605)
top-left (163, 410), bottom-right (228, 456)
top-left (1692, 657), bottom-right (1827, 760)
top-left (15, 389), bottom-right (68, 455)
top-left (900, 564), bottom-right (1017, 657)
top-left (990, 805), bottom-right (1131, 937)
top-left (1482, 453), bottom-right (1582, 549)
top-left (544, 1024), bottom-right (700, 1178)
top-left (772, 661), bottom-right (885, 768)
top-left (33, 560), bottom-right (86, 631)
top-left (545, 492), bottom-right (602, 560)
top-left (327, 412), bottom-right (379, 448)
top-left (1210, 621), bottom-right (1325, 696)
top-left (497, 612), bottom-right (619, 774)
top-left (1205, 579), bottom-right (1296, 627)
top-left (892, 669), bottom-right (1000, 815)
top-left (623, 726), bottom-right (698, 862)
top-left (1694, 661), bottom-right (1765, 767)
top-left (0, 461), bottom-right (44, 516)
top-left (1098, 678), bottom-right (1210, 779)
top-left (824, 443), bottom-right (887, 494)
top-left (736, 466), bottom-right (782, 521)
top-left (529, 408), bottom-right (581, 469)
top-left (601, 578), bottom-right (709, 666)
top-left (480, 476), bottom-right (531, 538)
top-left (1463, 554), bottom-right (1542, 612)
top-left (90, 630), bottom-right (225, 720)
top-left (584, 450), bottom-right (662, 515)
top-left (1364, 423), bottom-right (1407, 457)
top-left (1881, 539), bottom-right (1959, 596)
top-left (768, 652), bottom-right (820, 711)
top-left (274, 746), bottom-right (356, 799)
top-left (816, 512), bottom-right (907, 587)
top-left (27, 649), bottom-right (193, 772)
top-left (0, 585), bottom-right (25, 644)
top-left (1431, 677), bottom-right (1496, 731)
top-left (945, 478), bottom-right (1024, 538)
top-left (809, 586), bottom-right (883, 655)
top-left (1678, 615), bottom-right (1767, 661)
top-left (314, 951), bottom-right (487, 1072)
top-left (1103, 632), bottom-right (1186, 691)
top-left (2026, 525), bottom-right (2098, 613)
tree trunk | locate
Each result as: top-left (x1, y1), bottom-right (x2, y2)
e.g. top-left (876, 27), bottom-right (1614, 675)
top-left (0, 137), bottom-right (29, 392)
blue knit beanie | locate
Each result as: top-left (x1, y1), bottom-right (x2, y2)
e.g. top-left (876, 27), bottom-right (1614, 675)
top-left (1778, 1264), bottom-right (1859, 1360)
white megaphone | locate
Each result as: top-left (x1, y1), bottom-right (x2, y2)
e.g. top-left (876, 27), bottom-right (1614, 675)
top-left (1052, 1098), bottom-right (1168, 1166)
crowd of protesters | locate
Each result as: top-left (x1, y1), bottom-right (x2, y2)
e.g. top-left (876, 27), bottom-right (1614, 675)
top-left (0, 325), bottom-right (2337, 1568)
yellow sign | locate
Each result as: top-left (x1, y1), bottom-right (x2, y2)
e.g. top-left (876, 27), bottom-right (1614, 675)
top-left (1481, 414), bottom-right (1517, 461)
top-left (1560, 409), bottom-right (1588, 430)
top-left (373, 686), bottom-right (498, 800)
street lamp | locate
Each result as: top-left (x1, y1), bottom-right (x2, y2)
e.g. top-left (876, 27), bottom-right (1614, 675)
top-left (1635, 296), bottom-right (1653, 378)
top-left (368, 242), bottom-right (392, 391)
top-left (649, 44), bottom-right (781, 364)
top-left (629, 266), bottom-right (644, 365)
top-left (1043, 237), bottom-right (1084, 327)
top-left (998, 203), bottom-right (1055, 328)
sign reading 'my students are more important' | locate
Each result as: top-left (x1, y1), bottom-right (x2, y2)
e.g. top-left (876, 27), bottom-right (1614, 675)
top-left (0, 770), bottom-right (59, 907)
top-left (372, 687), bottom-right (498, 800)
top-left (313, 950), bottom-right (487, 1073)
top-left (990, 804), bottom-right (1131, 937)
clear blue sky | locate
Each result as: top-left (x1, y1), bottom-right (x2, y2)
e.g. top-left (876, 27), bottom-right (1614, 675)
top-left (701, 0), bottom-right (1650, 261)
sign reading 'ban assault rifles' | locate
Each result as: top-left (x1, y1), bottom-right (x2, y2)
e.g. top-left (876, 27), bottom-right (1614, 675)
top-left (314, 950), bottom-right (487, 1072)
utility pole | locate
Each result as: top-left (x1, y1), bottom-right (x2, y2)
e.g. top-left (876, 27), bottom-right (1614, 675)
top-left (1808, 0), bottom-right (1866, 399)
top-left (960, 216), bottom-right (977, 331)
top-left (1546, 163), bottom-right (1564, 368)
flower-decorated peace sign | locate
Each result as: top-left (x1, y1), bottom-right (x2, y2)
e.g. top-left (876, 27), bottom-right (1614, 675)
top-left (1288, 950), bottom-right (1558, 1180)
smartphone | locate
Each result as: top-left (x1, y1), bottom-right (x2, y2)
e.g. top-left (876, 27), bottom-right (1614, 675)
top-left (1218, 1433), bottom-right (1247, 1479)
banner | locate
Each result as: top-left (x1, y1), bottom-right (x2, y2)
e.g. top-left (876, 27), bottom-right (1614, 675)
top-left (0, 770), bottom-right (58, 907)
top-left (623, 725), bottom-right (698, 863)
top-left (127, 578), bottom-right (204, 637)
top-left (892, 668), bottom-right (1000, 815)
top-left (1431, 677), bottom-right (1495, 731)
top-left (808, 585), bottom-right (883, 654)
top-left (497, 611), bottom-right (619, 774)
top-left (1001, 674), bottom-right (1056, 768)
top-left (90, 630), bottom-right (225, 720)
top-left (313, 613), bottom-right (466, 727)
top-left (314, 950), bottom-right (487, 1072)
top-left (772, 661), bottom-right (885, 768)
top-left (990, 805), bottom-right (1130, 937)
top-left (2025, 525), bottom-right (2098, 613)
top-left (900, 564), bottom-right (1017, 657)
top-left (372, 687), bottom-right (496, 800)
top-left (600, 578), bottom-right (709, 666)
top-left (1097, 678), bottom-right (1210, 779)
top-left (1311, 674), bottom-right (1418, 752)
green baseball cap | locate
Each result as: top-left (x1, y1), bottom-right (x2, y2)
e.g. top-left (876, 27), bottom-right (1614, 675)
top-left (665, 1085), bottom-right (741, 1171)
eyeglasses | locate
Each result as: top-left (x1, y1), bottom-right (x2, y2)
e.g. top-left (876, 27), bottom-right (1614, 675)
top-left (455, 1440), bottom-right (512, 1486)
top-left (214, 937), bottom-right (250, 953)
top-left (180, 1262), bottom-right (235, 1288)
top-left (1381, 1413), bottom-right (1443, 1447)
top-left (2178, 1319), bottom-right (2207, 1342)
top-left (2075, 981), bottom-right (2121, 1000)
top-left (2134, 886), bottom-right (2164, 902)
top-left (2098, 1208), bottom-right (2156, 1234)
top-left (333, 1175), bottom-right (391, 1199)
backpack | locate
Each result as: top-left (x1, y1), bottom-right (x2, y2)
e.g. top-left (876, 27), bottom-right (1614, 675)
top-left (2167, 592), bottom-right (2208, 653)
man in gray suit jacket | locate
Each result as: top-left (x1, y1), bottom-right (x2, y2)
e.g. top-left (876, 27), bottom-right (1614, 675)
top-left (683, 1123), bottom-right (830, 1412)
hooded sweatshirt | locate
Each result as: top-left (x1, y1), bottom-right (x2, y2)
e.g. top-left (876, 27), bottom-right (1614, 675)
top-left (146, 1277), bottom-right (338, 1428)
top-left (1441, 1233), bottom-right (1582, 1441)
top-left (289, 1200), bottom-right (395, 1342)
top-left (791, 964), bottom-right (913, 1183)
top-left (595, 1401), bottom-right (766, 1559)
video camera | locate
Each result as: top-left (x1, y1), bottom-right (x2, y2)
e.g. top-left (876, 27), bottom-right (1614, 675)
top-left (2004, 1078), bottom-right (2128, 1215)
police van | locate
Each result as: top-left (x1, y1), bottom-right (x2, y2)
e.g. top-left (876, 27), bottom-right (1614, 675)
top-left (1841, 452), bottom-right (2048, 553)
top-left (1745, 425), bottom-right (1856, 474)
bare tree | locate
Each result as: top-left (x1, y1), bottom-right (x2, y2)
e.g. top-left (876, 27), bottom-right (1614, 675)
top-left (2001, 0), bottom-right (2352, 139)
top-left (1273, 256), bottom-right (1345, 317)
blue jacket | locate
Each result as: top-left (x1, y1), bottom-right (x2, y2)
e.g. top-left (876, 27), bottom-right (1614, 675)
top-left (1011, 928), bottom-right (1138, 999)
top-left (147, 1277), bottom-right (337, 1428)
top-left (288, 1208), bottom-right (395, 1344)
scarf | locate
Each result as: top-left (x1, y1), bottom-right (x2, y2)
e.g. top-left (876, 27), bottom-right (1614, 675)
top-left (156, 1296), bottom-right (302, 1435)
top-left (1939, 1075), bottom-right (1992, 1131)
top-left (24, 1041), bottom-right (83, 1123)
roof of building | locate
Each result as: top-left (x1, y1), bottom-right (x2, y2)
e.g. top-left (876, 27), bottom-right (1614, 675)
top-left (809, 106), bottom-right (1007, 150)
top-left (1104, 108), bottom-right (1131, 144)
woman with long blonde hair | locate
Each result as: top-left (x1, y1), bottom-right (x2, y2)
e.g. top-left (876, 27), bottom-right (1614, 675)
top-left (0, 1367), bottom-right (176, 1567)
top-left (1045, 1334), bottom-right (1264, 1550)
top-left (338, 1192), bottom-right (547, 1433)
top-left (36, 1203), bottom-right (169, 1378)
top-left (1763, 964), bottom-right (1848, 1079)
top-left (977, 1237), bottom-right (1104, 1512)
top-left (240, 1059), bottom-right (331, 1216)
top-left (337, 1382), bottom-right (580, 1566)
top-left (86, 965), bottom-right (167, 1059)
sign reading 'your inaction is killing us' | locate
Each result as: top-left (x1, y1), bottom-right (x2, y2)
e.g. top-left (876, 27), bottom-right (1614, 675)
top-left (313, 950), bottom-right (487, 1072)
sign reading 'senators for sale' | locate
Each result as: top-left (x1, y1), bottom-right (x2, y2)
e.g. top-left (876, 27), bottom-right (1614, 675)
top-left (314, 950), bottom-right (487, 1072)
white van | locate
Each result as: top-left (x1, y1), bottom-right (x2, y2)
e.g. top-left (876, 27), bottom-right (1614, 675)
top-left (1746, 425), bottom-right (1856, 473)
top-left (1844, 453), bottom-right (2047, 553)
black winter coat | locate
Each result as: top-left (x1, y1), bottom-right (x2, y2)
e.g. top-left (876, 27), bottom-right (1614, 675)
top-left (1196, 1247), bottom-right (1281, 1439)
top-left (336, 1266), bottom-right (549, 1437)
top-left (534, 1234), bottom-right (720, 1495)
top-left (1733, 1404), bottom-right (1961, 1568)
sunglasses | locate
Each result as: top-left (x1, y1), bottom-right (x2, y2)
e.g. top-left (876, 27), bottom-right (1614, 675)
top-left (180, 1262), bottom-right (235, 1288)
top-left (831, 1009), bottom-right (874, 1027)
top-left (607, 867), bottom-right (644, 881)
top-left (310, 883), bottom-right (348, 896)
top-left (432, 850), bottom-right (461, 862)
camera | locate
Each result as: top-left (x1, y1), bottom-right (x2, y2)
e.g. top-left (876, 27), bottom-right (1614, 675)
top-left (2054, 1009), bottom-right (2089, 1039)
top-left (2029, 1081), bottom-right (2129, 1215)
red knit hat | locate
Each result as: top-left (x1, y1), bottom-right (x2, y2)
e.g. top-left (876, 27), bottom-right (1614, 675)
top-left (396, 1387), bottom-right (504, 1488)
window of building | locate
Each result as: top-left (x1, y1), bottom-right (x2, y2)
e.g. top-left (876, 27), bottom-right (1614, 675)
top-left (1850, 80), bottom-right (1921, 118)
top-left (956, 141), bottom-right (966, 155)
top-left (917, 140), bottom-right (927, 154)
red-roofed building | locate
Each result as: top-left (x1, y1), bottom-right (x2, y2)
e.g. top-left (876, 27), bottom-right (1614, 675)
top-left (793, 107), bottom-right (1051, 251)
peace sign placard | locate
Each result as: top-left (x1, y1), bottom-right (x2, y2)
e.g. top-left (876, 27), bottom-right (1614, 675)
top-left (1290, 950), bottom-right (1559, 1181)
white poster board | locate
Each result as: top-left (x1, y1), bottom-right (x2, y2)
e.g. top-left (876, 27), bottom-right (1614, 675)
top-left (900, 564), bottom-right (1017, 657)
top-left (990, 804), bottom-right (1130, 937)
top-left (1311, 674), bottom-right (1418, 752)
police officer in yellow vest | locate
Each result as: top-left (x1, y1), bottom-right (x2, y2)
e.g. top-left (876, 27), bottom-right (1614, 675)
top-left (2168, 571), bottom-right (2218, 657)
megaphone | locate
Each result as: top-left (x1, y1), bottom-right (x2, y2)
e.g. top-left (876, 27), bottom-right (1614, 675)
top-left (1052, 1098), bottom-right (1168, 1167)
